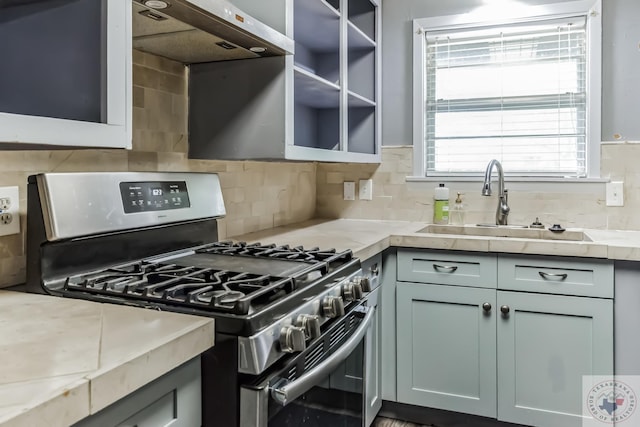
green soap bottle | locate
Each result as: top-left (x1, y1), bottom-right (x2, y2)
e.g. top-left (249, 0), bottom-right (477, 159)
top-left (433, 183), bottom-right (449, 224)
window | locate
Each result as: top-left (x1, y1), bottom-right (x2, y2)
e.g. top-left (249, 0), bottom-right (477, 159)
top-left (412, 1), bottom-right (601, 179)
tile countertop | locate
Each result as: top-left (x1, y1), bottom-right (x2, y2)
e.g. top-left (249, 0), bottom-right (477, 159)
top-left (0, 291), bottom-right (215, 427)
top-left (230, 219), bottom-right (640, 261)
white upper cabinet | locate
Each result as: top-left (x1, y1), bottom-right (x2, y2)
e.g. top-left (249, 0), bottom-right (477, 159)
top-left (0, 0), bottom-right (132, 149)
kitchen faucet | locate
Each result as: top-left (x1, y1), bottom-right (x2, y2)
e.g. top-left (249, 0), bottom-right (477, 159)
top-left (482, 159), bottom-right (510, 225)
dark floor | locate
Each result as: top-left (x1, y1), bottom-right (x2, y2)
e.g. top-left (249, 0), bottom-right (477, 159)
top-left (373, 417), bottom-right (426, 427)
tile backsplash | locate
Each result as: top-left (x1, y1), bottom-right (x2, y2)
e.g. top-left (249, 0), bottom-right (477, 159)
top-left (0, 51), bottom-right (316, 288)
top-left (316, 144), bottom-right (640, 230)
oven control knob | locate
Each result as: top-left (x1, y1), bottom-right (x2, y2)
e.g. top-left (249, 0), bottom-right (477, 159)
top-left (354, 276), bottom-right (372, 292)
top-left (296, 314), bottom-right (321, 340)
top-left (342, 281), bottom-right (363, 302)
top-left (279, 326), bottom-right (306, 353)
top-left (322, 295), bottom-right (345, 318)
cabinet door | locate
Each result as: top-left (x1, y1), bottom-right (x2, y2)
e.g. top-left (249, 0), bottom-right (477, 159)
top-left (497, 291), bottom-right (613, 427)
top-left (0, 0), bottom-right (131, 148)
top-left (397, 283), bottom-right (497, 418)
top-left (72, 357), bottom-right (201, 427)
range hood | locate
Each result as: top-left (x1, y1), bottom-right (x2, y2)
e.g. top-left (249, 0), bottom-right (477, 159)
top-left (132, 0), bottom-right (294, 64)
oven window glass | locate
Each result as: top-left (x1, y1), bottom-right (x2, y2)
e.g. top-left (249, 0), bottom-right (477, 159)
top-left (269, 342), bottom-right (364, 427)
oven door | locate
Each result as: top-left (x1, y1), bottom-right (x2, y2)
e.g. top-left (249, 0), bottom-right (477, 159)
top-left (240, 301), bottom-right (376, 427)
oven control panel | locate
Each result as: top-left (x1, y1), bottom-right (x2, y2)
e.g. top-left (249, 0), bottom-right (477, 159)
top-left (120, 181), bottom-right (191, 213)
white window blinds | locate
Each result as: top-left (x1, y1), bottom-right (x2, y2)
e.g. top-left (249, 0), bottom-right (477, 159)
top-left (425, 17), bottom-right (587, 177)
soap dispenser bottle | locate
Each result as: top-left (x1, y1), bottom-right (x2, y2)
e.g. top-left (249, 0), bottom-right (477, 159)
top-left (433, 183), bottom-right (450, 224)
top-left (450, 192), bottom-right (465, 225)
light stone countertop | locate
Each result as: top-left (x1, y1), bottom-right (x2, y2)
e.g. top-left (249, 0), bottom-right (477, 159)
top-left (0, 291), bottom-right (215, 427)
top-left (231, 219), bottom-right (640, 261)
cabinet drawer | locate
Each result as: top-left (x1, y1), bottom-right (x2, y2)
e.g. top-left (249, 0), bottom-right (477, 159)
top-left (397, 250), bottom-right (497, 288)
top-left (497, 255), bottom-right (613, 298)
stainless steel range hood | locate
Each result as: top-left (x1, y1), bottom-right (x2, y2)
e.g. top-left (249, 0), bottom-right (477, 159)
top-left (132, 0), bottom-right (293, 64)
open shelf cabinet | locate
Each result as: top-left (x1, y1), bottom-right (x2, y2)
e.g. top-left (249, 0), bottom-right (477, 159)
top-left (188, 0), bottom-right (381, 163)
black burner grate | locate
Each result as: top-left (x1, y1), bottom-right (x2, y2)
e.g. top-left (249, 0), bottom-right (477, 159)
top-left (197, 241), bottom-right (353, 264)
top-left (64, 261), bottom-right (296, 315)
top-left (58, 242), bottom-right (357, 330)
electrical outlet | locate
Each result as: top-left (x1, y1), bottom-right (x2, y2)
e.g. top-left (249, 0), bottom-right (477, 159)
top-left (343, 182), bottom-right (355, 201)
top-left (0, 186), bottom-right (20, 236)
top-left (0, 213), bottom-right (12, 225)
top-left (0, 198), bottom-right (10, 210)
top-left (359, 179), bottom-right (373, 200)
top-left (606, 181), bottom-right (624, 206)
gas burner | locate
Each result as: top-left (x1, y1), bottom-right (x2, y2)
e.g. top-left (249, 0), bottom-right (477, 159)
top-left (197, 289), bottom-right (246, 306)
top-left (196, 241), bottom-right (351, 265)
top-left (64, 261), bottom-right (297, 315)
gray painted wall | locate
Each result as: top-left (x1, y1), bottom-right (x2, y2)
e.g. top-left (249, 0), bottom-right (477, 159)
top-left (381, 0), bottom-right (640, 145)
top-left (602, 0), bottom-right (640, 141)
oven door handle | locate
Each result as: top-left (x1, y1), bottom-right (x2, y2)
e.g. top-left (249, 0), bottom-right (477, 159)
top-left (270, 305), bottom-right (375, 406)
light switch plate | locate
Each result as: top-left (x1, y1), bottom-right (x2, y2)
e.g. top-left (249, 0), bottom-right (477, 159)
top-left (359, 179), bottom-right (373, 200)
top-left (606, 181), bottom-right (624, 206)
top-left (0, 186), bottom-right (20, 236)
top-left (343, 182), bottom-right (355, 201)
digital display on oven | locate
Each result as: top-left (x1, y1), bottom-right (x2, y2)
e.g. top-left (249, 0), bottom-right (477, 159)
top-left (119, 181), bottom-right (191, 213)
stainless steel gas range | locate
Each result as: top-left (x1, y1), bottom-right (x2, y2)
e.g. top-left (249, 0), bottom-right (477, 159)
top-left (25, 172), bottom-right (381, 427)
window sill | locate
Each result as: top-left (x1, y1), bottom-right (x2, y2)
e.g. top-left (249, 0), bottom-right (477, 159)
top-left (405, 176), bottom-right (608, 193)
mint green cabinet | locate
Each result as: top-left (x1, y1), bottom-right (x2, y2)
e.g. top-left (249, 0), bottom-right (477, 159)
top-left (73, 357), bottom-right (201, 427)
top-left (397, 249), bottom-right (497, 288)
top-left (497, 291), bottom-right (613, 427)
top-left (394, 249), bottom-right (614, 427)
top-left (498, 254), bottom-right (614, 298)
top-left (396, 283), bottom-right (497, 418)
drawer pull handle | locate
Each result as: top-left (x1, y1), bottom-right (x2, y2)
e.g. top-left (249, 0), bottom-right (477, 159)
top-left (482, 302), bottom-right (492, 312)
top-left (538, 271), bottom-right (568, 281)
top-left (433, 264), bottom-right (458, 273)
top-left (500, 305), bottom-right (510, 315)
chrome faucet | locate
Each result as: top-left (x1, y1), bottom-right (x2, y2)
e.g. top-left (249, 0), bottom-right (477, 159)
top-left (482, 159), bottom-right (510, 225)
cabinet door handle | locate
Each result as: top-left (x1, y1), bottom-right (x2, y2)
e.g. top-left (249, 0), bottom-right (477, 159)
top-left (538, 271), bottom-right (568, 281)
top-left (500, 305), bottom-right (510, 315)
top-left (433, 264), bottom-right (458, 273)
top-left (482, 302), bottom-right (492, 312)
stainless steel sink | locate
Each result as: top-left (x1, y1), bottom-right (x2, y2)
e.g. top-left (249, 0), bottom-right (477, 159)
top-left (417, 224), bottom-right (591, 242)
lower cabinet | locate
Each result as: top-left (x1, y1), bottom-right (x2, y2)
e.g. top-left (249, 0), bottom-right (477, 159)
top-left (394, 249), bottom-right (614, 427)
top-left (396, 283), bottom-right (497, 418)
top-left (72, 357), bottom-right (202, 427)
top-left (497, 291), bottom-right (613, 427)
